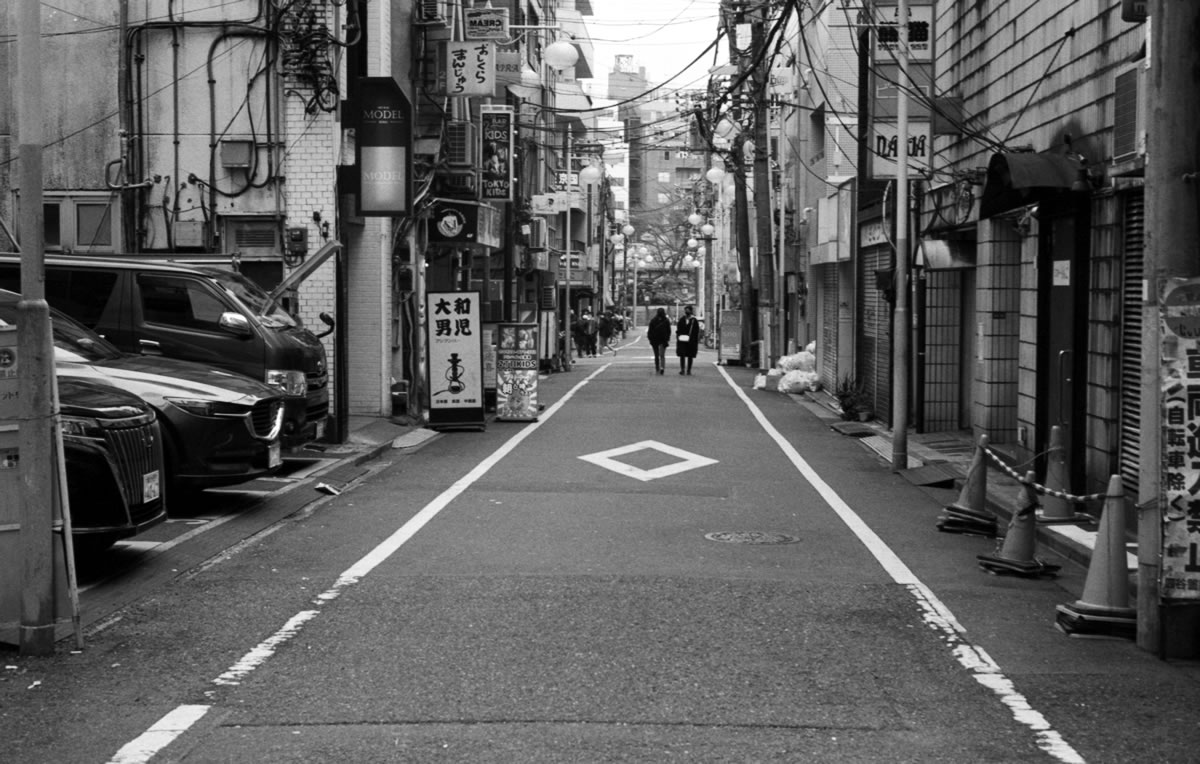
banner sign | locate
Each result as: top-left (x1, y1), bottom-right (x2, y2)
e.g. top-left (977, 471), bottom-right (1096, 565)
top-left (0, 328), bottom-right (17, 419)
top-left (465, 7), bottom-right (510, 39)
top-left (870, 121), bottom-right (931, 178)
top-left (480, 108), bottom-right (514, 202)
top-left (495, 323), bottom-right (540, 421)
top-left (426, 291), bottom-right (485, 430)
top-left (446, 41), bottom-right (495, 96)
top-left (354, 77), bottom-right (412, 216)
top-left (1159, 277), bottom-right (1200, 598)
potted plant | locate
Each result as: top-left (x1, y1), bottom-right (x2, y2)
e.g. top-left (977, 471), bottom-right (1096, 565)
top-left (834, 375), bottom-right (868, 421)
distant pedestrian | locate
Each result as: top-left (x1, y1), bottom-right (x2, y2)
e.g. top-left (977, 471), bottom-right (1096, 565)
top-left (647, 307), bottom-right (672, 375)
top-left (676, 305), bottom-right (700, 375)
top-left (598, 309), bottom-right (618, 355)
top-left (570, 310), bottom-right (585, 359)
top-left (582, 310), bottom-right (598, 357)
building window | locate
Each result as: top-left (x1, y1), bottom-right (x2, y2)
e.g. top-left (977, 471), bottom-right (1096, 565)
top-left (29, 193), bottom-right (120, 253)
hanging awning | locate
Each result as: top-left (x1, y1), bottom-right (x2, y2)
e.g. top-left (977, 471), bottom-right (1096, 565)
top-left (979, 151), bottom-right (1080, 218)
top-left (917, 238), bottom-right (975, 270)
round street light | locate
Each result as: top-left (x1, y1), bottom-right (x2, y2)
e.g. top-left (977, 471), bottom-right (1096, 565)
top-left (687, 237), bottom-right (699, 249)
top-left (706, 166), bottom-right (727, 184)
top-left (700, 223), bottom-right (715, 236)
top-left (622, 224), bottom-right (635, 237)
top-left (687, 212), bottom-right (703, 227)
top-left (579, 164), bottom-right (601, 185)
top-left (545, 39), bottom-right (580, 70)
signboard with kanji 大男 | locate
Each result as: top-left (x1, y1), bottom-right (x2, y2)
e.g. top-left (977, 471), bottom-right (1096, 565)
top-left (446, 41), bottom-right (495, 97)
top-left (495, 324), bottom-right (540, 421)
top-left (480, 108), bottom-right (514, 202)
top-left (354, 77), bottom-right (412, 216)
top-left (426, 291), bottom-right (485, 431)
top-left (1159, 277), bottom-right (1200, 598)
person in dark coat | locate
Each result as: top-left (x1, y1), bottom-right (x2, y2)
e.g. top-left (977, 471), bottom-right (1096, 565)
top-left (646, 307), bottom-right (672, 374)
top-left (675, 305), bottom-right (700, 375)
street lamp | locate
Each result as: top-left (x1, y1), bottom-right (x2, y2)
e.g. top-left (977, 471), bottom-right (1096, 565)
top-left (579, 164), bottom-right (602, 314)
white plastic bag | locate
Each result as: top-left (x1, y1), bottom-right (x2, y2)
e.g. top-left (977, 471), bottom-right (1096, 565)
top-left (753, 373), bottom-right (767, 390)
top-left (777, 369), bottom-right (820, 393)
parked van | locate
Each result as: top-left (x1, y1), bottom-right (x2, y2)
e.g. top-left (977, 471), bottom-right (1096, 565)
top-left (0, 253), bottom-right (335, 447)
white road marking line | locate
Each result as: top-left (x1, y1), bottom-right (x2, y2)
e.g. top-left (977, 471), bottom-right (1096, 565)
top-left (108, 705), bottom-right (210, 764)
top-left (107, 367), bottom-right (606, 764)
top-left (578, 439), bottom-right (718, 481)
top-left (719, 365), bottom-right (1086, 764)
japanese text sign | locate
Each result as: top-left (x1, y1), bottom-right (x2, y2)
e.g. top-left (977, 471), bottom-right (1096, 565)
top-left (446, 41), bottom-right (495, 97)
top-left (426, 291), bottom-right (484, 428)
top-left (1160, 277), bottom-right (1200, 599)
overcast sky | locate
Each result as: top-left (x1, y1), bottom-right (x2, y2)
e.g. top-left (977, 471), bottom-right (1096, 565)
top-left (585, 0), bottom-right (725, 91)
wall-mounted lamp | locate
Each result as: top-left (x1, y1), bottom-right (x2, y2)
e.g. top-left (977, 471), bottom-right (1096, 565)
top-left (507, 24), bottom-right (579, 71)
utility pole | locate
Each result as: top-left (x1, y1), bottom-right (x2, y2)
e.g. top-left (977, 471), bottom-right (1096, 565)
top-left (1141, 0), bottom-right (1200, 656)
top-left (890, 0), bottom-right (911, 471)
top-left (16, 0), bottom-right (56, 656)
top-left (749, 11), bottom-right (774, 369)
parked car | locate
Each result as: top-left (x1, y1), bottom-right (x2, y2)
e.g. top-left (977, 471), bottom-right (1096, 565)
top-left (44, 377), bottom-right (166, 551)
top-left (0, 290), bottom-right (285, 494)
top-left (0, 253), bottom-right (332, 447)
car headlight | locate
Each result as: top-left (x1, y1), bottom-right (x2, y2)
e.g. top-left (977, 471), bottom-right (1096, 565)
top-left (60, 415), bottom-right (105, 439)
top-left (265, 369), bottom-right (306, 397)
top-left (164, 398), bottom-right (247, 417)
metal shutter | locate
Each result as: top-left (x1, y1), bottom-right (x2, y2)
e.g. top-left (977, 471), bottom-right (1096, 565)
top-left (1119, 189), bottom-right (1145, 496)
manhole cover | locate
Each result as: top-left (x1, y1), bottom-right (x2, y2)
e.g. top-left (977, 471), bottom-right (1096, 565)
top-left (704, 531), bottom-right (801, 545)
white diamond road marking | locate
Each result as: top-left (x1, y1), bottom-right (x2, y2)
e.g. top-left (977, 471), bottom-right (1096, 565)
top-left (578, 440), bottom-right (718, 482)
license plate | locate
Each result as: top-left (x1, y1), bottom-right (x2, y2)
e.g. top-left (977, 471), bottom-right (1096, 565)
top-left (269, 441), bottom-right (281, 469)
top-left (144, 470), bottom-right (161, 502)
top-left (315, 419), bottom-right (326, 441)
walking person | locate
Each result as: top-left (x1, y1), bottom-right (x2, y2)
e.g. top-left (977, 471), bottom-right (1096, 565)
top-left (582, 310), bottom-right (598, 357)
top-left (598, 309), bottom-right (618, 355)
top-left (647, 307), bottom-right (672, 375)
top-left (676, 305), bottom-right (700, 375)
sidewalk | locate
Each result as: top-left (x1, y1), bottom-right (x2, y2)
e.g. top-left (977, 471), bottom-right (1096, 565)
top-left (787, 388), bottom-right (1116, 574)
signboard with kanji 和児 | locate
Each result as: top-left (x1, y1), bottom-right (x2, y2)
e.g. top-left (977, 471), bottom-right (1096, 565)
top-left (426, 291), bottom-right (485, 430)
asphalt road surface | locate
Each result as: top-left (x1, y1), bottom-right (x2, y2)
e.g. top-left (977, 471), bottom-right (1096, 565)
top-left (2, 343), bottom-right (1199, 763)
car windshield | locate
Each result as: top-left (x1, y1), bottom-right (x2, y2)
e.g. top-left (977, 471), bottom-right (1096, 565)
top-left (0, 300), bottom-right (124, 363)
top-left (203, 268), bottom-right (299, 329)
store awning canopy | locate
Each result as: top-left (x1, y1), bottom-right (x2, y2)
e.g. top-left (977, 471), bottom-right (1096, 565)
top-left (979, 151), bottom-right (1080, 218)
top-left (917, 238), bottom-right (975, 270)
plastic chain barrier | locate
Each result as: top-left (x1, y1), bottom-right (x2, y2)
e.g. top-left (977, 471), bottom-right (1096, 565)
top-left (980, 444), bottom-right (1108, 504)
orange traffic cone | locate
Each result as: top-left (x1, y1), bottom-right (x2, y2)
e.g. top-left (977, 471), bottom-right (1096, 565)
top-left (978, 471), bottom-right (1060, 577)
top-left (1056, 475), bottom-right (1136, 638)
top-left (937, 434), bottom-right (998, 536)
top-left (1037, 425), bottom-right (1092, 524)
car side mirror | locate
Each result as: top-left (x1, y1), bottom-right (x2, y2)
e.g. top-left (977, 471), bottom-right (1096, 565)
top-left (316, 311), bottom-right (335, 339)
top-left (218, 311), bottom-right (254, 337)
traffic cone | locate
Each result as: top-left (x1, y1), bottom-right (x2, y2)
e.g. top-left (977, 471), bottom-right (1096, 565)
top-left (1056, 475), bottom-right (1136, 639)
top-left (1037, 425), bottom-right (1092, 524)
top-left (937, 434), bottom-right (998, 537)
top-left (978, 471), bottom-right (1061, 577)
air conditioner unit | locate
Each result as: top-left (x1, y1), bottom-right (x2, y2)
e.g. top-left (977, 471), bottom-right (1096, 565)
top-left (528, 218), bottom-right (547, 249)
top-left (433, 169), bottom-right (479, 198)
top-left (416, 0), bottom-right (449, 26)
top-left (445, 121), bottom-right (477, 167)
top-left (1112, 63), bottom-right (1147, 163)
top-left (222, 217), bottom-right (280, 259)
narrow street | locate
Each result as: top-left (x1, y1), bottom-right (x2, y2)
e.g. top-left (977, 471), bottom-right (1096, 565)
top-left (2, 341), bottom-right (1198, 763)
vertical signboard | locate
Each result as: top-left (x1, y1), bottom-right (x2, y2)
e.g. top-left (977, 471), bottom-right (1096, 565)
top-left (446, 41), bottom-right (496, 97)
top-left (480, 107), bottom-right (514, 202)
top-left (495, 324), bottom-right (539, 421)
top-left (355, 77), bottom-right (412, 216)
top-left (426, 291), bottom-right (486, 430)
top-left (1160, 278), bottom-right (1200, 599)
top-left (719, 309), bottom-right (742, 365)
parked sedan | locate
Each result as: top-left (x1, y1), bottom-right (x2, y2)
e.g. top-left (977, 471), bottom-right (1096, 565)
top-left (49, 378), bottom-right (166, 550)
top-left (0, 290), bottom-right (284, 495)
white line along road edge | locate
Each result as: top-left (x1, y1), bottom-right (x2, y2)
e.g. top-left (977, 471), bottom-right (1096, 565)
top-left (716, 365), bottom-right (1085, 764)
top-left (106, 367), bottom-right (609, 764)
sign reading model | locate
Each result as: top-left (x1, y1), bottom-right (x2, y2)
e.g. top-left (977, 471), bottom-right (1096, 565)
top-left (355, 77), bottom-right (412, 216)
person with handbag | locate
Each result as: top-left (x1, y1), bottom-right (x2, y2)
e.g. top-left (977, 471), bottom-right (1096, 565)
top-left (675, 305), bottom-right (700, 375)
top-left (646, 307), bottom-right (672, 374)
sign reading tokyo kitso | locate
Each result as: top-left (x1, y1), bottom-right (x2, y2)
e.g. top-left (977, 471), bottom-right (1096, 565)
top-left (480, 108), bottom-right (513, 202)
